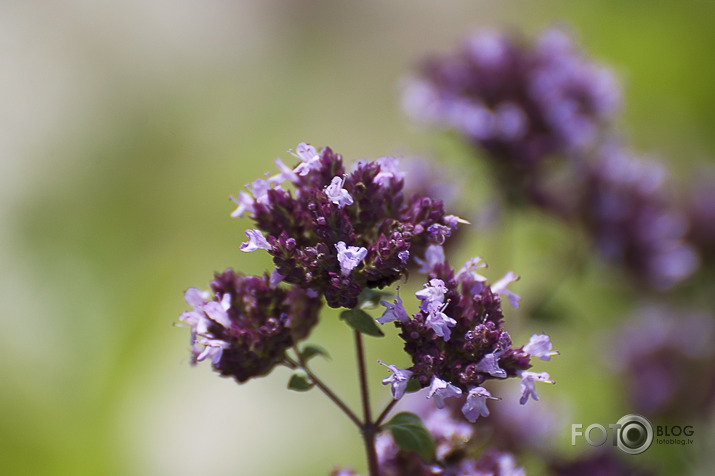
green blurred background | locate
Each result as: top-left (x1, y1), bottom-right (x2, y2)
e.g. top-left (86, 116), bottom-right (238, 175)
top-left (1, 1), bottom-right (714, 474)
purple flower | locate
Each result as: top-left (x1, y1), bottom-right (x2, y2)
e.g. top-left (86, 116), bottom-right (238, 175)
top-left (491, 271), bottom-right (521, 308)
top-left (518, 370), bottom-right (554, 404)
top-left (415, 278), bottom-right (448, 311)
top-left (415, 244), bottom-right (445, 273)
top-left (335, 241), bottom-right (367, 276)
top-left (424, 300), bottom-right (457, 341)
top-left (230, 179), bottom-right (279, 218)
top-left (581, 144), bottom-right (699, 289)
top-left (427, 376), bottom-right (463, 409)
top-left (224, 143), bottom-right (460, 308)
top-left (443, 214), bottom-right (469, 229)
top-left (202, 294), bottom-right (232, 328)
top-left (386, 258), bottom-right (556, 418)
top-left (292, 142), bottom-right (321, 176)
top-left (523, 334), bottom-right (559, 361)
top-left (377, 289), bottom-right (410, 324)
top-left (324, 175), bottom-right (354, 208)
top-left (269, 269), bottom-right (285, 288)
top-left (405, 27), bottom-right (620, 168)
top-left (475, 352), bottom-right (507, 378)
top-left (373, 156), bottom-right (406, 185)
top-left (229, 191), bottom-right (254, 218)
top-left (195, 337), bottom-right (231, 365)
top-left (427, 223), bottom-right (452, 245)
top-left (269, 157), bottom-right (299, 185)
top-left (178, 270), bottom-right (322, 383)
top-left (240, 229), bottom-right (271, 252)
top-left (462, 386), bottom-right (499, 422)
top-left (378, 360), bottom-right (413, 400)
top-left (455, 256), bottom-right (488, 282)
top-left (609, 304), bottom-right (715, 418)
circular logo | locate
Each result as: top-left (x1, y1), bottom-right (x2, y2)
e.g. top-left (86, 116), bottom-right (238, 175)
top-left (616, 414), bottom-right (653, 455)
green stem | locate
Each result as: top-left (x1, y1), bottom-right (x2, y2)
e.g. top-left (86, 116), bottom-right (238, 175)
top-left (354, 330), bottom-right (380, 476)
top-left (285, 354), bottom-right (362, 428)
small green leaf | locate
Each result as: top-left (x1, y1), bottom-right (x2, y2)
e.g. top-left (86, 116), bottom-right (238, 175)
top-left (340, 309), bottom-right (384, 337)
top-left (299, 344), bottom-right (330, 362)
top-left (287, 370), bottom-right (314, 392)
top-left (357, 288), bottom-right (393, 309)
top-left (383, 412), bottom-right (435, 462)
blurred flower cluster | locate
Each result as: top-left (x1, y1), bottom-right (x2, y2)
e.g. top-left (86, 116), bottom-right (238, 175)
top-left (404, 26), bottom-right (706, 290)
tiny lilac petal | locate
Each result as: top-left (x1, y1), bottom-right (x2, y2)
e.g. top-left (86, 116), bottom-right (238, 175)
top-left (378, 360), bottom-right (413, 400)
top-left (295, 142), bottom-right (318, 162)
top-left (424, 301), bottom-right (456, 341)
top-left (203, 301), bottom-right (231, 328)
top-left (427, 224), bottom-right (452, 245)
top-left (443, 214), bottom-right (470, 229)
top-left (492, 271), bottom-right (521, 308)
top-left (240, 229), bottom-right (271, 252)
top-left (518, 371), bottom-right (554, 405)
top-left (377, 290), bottom-right (410, 324)
top-left (427, 376), bottom-right (463, 409)
top-left (306, 288), bottom-right (319, 298)
top-left (325, 176), bottom-right (354, 208)
top-left (249, 179), bottom-right (271, 205)
top-left (269, 269), bottom-right (285, 289)
top-left (398, 250), bottom-right (410, 264)
top-left (184, 287), bottom-right (208, 307)
top-left (475, 353), bottom-right (507, 378)
top-left (455, 257), bottom-right (488, 282)
top-left (415, 244), bottom-right (445, 273)
top-left (229, 191), bottom-right (254, 218)
top-left (219, 293), bottom-right (232, 311)
top-left (294, 158), bottom-right (322, 176)
top-left (335, 241), bottom-right (368, 276)
top-left (462, 386), bottom-right (499, 422)
top-left (415, 278), bottom-right (448, 311)
top-left (523, 334), bottom-right (559, 361)
top-left (179, 310), bottom-right (212, 336)
top-left (196, 337), bottom-right (230, 365)
top-left (373, 156), bottom-right (406, 185)
top-left (269, 158), bottom-right (299, 184)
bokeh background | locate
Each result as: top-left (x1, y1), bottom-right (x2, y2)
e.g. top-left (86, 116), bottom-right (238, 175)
top-left (1, 1), bottom-right (714, 475)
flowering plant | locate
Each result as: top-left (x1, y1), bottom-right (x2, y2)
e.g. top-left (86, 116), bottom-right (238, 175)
top-left (177, 142), bottom-right (557, 474)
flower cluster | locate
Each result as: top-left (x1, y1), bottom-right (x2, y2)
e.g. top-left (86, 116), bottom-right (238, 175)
top-left (404, 27), bottom-right (703, 289)
top-left (403, 27), bottom-right (619, 192)
top-left (179, 269), bottom-right (321, 383)
top-left (233, 143), bottom-right (462, 308)
top-left (378, 253), bottom-right (557, 422)
top-left (578, 144), bottom-right (699, 288)
top-left (607, 304), bottom-right (715, 418)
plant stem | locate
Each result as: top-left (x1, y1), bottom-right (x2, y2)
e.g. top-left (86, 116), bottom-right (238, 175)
top-left (374, 398), bottom-right (398, 427)
top-left (284, 354), bottom-right (362, 428)
top-left (354, 330), bottom-right (380, 476)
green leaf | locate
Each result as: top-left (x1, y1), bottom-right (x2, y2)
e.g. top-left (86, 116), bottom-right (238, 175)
top-left (340, 309), bottom-right (384, 337)
top-left (383, 412), bottom-right (435, 462)
top-left (299, 344), bottom-right (330, 362)
top-left (287, 370), bottom-right (314, 392)
top-left (357, 288), bottom-right (393, 309)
